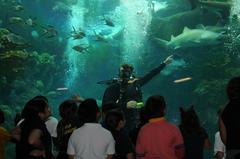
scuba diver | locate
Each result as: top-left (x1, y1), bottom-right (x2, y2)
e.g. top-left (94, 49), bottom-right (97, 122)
top-left (101, 55), bottom-right (173, 131)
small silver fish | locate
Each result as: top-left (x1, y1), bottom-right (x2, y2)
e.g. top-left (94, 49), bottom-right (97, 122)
top-left (174, 77), bottom-right (192, 83)
top-left (56, 87), bottom-right (68, 91)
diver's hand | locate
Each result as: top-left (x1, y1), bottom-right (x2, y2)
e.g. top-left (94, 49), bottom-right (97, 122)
top-left (163, 55), bottom-right (173, 65)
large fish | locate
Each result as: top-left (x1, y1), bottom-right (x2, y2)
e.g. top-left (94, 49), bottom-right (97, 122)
top-left (150, 8), bottom-right (221, 40)
top-left (198, 0), bottom-right (232, 10)
top-left (154, 27), bottom-right (225, 50)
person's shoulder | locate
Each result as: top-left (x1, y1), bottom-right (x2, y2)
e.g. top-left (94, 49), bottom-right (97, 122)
top-left (139, 122), bottom-right (154, 132)
top-left (100, 125), bottom-right (112, 134)
top-left (45, 116), bottom-right (58, 130)
top-left (46, 116), bottom-right (58, 123)
top-left (215, 131), bottom-right (220, 138)
top-left (168, 122), bottom-right (181, 130)
top-left (70, 127), bottom-right (81, 137)
top-left (162, 121), bottom-right (181, 132)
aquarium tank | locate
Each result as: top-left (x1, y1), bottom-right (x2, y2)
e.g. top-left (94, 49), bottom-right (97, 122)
top-left (0, 0), bottom-right (239, 158)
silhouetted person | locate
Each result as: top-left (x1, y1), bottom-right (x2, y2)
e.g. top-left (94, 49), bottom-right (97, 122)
top-left (179, 106), bottom-right (211, 159)
top-left (220, 76), bottom-right (240, 159)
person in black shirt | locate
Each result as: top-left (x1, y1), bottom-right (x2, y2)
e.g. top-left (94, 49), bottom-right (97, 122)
top-left (102, 55), bottom-right (173, 131)
top-left (220, 76), bottom-right (240, 159)
top-left (179, 106), bottom-right (211, 159)
top-left (105, 111), bottom-right (134, 159)
top-left (17, 99), bottom-right (52, 159)
top-left (56, 99), bottom-right (82, 159)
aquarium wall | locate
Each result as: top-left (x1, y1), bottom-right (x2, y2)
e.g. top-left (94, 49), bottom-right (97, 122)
top-left (0, 0), bottom-right (239, 158)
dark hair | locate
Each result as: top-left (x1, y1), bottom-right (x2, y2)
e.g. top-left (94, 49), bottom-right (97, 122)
top-left (145, 95), bottom-right (166, 119)
top-left (120, 64), bottom-right (134, 78)
top-left (59, 100), bottom-right (78, 121)
top-left (227, 76), bottom-right (240, 100)
top-left (22, 99), bottom-right (48, 120)
top-left (120, 64), bottom-right (134, 72)
top-left (105, 111), bottom-right (124, 131)
top-left (78, 98), bottom-right (100, 123)
top-left (179, 106), bottom-right (203, 136)
top-left (0, 109), bottom-right (5, 124)
top-left (32, 95), bottom-right (49, 103)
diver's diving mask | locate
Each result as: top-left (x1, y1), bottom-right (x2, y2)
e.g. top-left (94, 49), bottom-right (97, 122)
top-left (120, 67), bottom-right (133, 79)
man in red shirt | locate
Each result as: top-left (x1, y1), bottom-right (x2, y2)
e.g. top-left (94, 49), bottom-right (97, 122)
top-left (136, 95), bottom-right (185, 159)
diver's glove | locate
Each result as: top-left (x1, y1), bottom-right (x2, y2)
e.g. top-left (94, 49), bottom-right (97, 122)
top-left (163, 55), bottom-right (173, 65)
top-left (127, 100), bottom-right (144, 109)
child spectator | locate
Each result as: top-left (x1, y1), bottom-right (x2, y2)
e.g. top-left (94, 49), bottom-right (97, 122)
top-left (136, 95), bottom-right (184, 159)
top-left (179, 106), bottom-right (211, 159)
top-left (105, 111), bottom-right (134, 159)
top-left (67, 98), bottom-right (115, 159)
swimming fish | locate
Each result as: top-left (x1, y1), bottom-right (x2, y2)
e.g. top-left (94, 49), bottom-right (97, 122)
top-left (174, 77), bottom-right (192, 83)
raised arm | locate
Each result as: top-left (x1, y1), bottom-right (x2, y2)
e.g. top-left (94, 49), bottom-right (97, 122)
top-left (139, 55), bottom-right (173, 86)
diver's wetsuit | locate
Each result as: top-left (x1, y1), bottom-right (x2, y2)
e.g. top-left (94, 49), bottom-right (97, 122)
top-left (102, 63), bottom-right (166, 131)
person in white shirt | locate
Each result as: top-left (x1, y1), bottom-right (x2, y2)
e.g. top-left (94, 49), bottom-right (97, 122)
top-left (214, 108), bottom-right (226, 159)
top-left (45, 116), bottom-right (58, 138)
top-left (67, 98), bottom-right (115, 159)
top-left (214, 131), bottom-right (226, 159)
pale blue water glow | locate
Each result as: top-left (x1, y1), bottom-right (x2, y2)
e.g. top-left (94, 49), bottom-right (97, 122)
top-left (65, 1), bottom-right (86, 88)
top-left (120, 0), bottom-right (152, 64)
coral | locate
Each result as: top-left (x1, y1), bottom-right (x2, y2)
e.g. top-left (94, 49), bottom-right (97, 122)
top-left (35, 80), bottom-right (44, 90)
top-left (194, 79), bottom-right (227, 96)
top-left (0, 50), bottom-right (58, 106)
top-left (0, 104), bottom-right (19, 130)
top-left (30, 52), bottom-right (55, 65)
top-left (0, 28), bottom-right (10, 37)
top-left (0, 50), bottom-right (29, 59)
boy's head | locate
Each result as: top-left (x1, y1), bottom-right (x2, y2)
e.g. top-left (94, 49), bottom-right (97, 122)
top-left (79, 98), bottom-right (100, 123)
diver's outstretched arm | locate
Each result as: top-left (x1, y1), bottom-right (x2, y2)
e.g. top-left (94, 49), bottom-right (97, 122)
top-left (139, 55), bottom-right (173, 86)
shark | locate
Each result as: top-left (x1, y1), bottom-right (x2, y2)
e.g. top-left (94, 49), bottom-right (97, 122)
top-left (150, 8), bottom-right (222, 40)
top-left (198, 0), bottom-right (232, 10)
top-left (154, 27), bottom-right (225, 50)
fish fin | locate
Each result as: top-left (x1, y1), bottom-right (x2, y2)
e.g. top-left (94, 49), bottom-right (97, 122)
top-left (154, 37), bottom-right (169, 49)
top-left (196, 24), bottom-right (205, 29)
top-left (72, 26), bottom-right (76, 32)
top-left (174, 45), bottom-right (181, 50)
top-left (171, 35), bottom-right (175, 40)
top-left (183, 27), bottom-right (191, 33)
